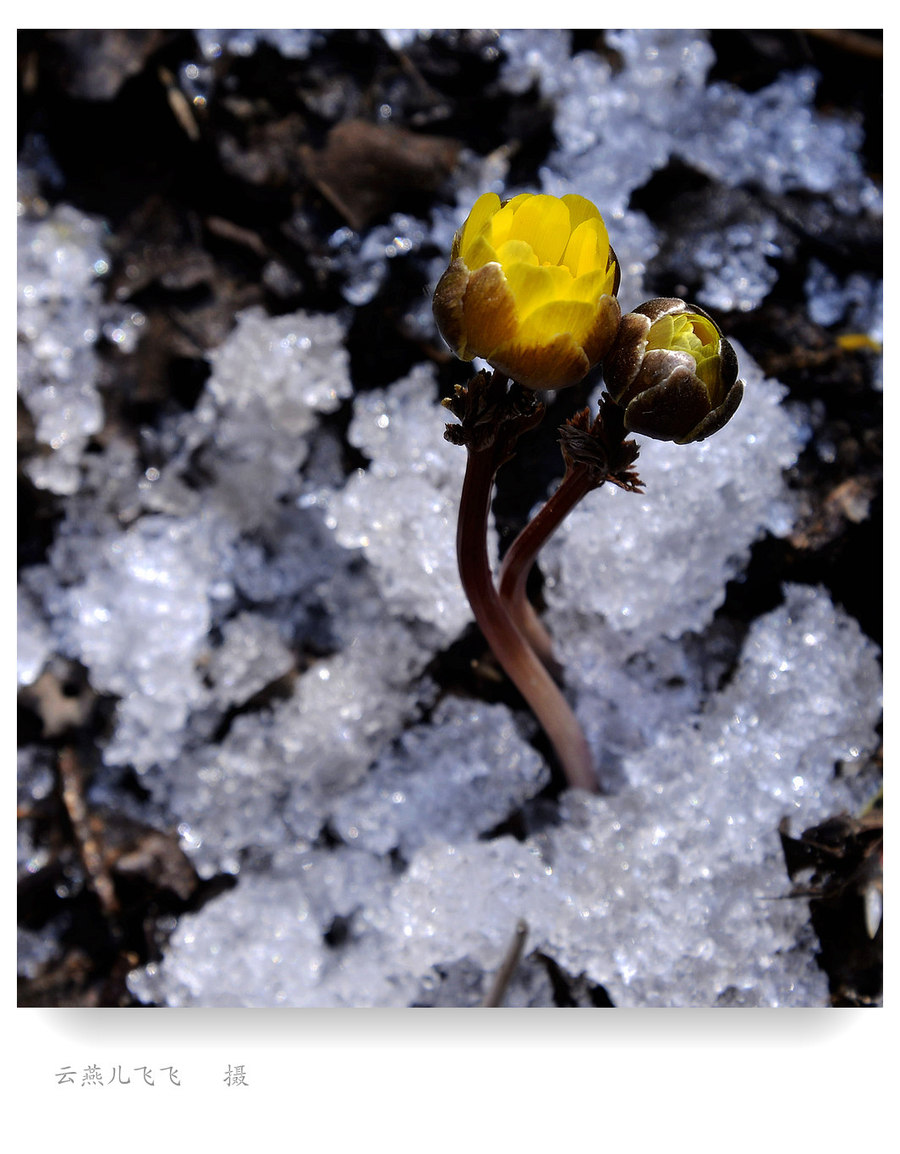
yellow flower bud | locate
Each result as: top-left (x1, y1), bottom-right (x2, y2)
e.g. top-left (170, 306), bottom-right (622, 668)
top-left (433, 192), bottom-right (621, 390)
top-left (603, 298), bottom-right (743, 444)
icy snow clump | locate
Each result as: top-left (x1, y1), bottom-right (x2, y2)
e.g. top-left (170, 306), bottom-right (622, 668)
top-left (129, 585), bottom-right (881, 1008)
top-left (17, 201), bottom-right (110, 495)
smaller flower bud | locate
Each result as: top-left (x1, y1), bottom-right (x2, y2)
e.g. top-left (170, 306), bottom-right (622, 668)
top-left (603, 298), bottom-right (743, 444)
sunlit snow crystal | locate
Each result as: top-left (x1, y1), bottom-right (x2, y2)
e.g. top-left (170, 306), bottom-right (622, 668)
top-left (546, 617), bottom-right (737, 794)
top-left (134, 586), bottom-right (879, 1005)
top-left (17, 586), bottom-right (52, 687)
top-left (206, 611), bottom-right (294, 709)
top-left (333, 213), bottom-right (431, 306)
top-left (380, 29), bottom-right (421, 52)
top-left (55, 511), bottom-right (234, 772)
top-left (498, 28), bottom-right (573, 98)
top-left (532, 28), bottom-right (878, 325)
top-left (330, 697), bottom-right (549, 856)
top-left (805, 259), bottom-right (884, 344)
top-left (326, 363), bottom-right (485, 640)
top-left (186, 306), bottom-right (354, 526)
top-left (154, 619), bottom-right (437, 876)
top-left (196, 28), bottom-right (321, 60)
top-left (536, 30), bottom-right (716, 215)
top-left (17, 202), bottom-right (109, 494)
top-left (207, 305), bottom-right (352, 431)
top-left (127, 847), bottom-right (409, 1007)
top-left (18, 925), bottom-right (64, 980)
top-left (696, 69), bottom-right (878, 213)
top-left (693, 216), bottom-right (781, 312)
top-left (378, 587), bottom-right (880, 1008)
top-left (534, 29), bottom-right (877, 218)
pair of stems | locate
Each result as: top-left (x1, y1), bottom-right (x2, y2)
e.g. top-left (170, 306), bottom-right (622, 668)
top-left (454, 381), bottom-right (605, 792)
top-left (498, 461), bottom-right (599, 674)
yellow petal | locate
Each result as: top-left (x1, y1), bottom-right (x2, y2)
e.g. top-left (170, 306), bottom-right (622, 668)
top-left (695, 351), bottom-right (722, 393)
top-left (506, 195), bottom-right (571, 265)
top-left (645, 314), bottom-right (677, 353)
top-left (562, 218), bottom-right (609, 278)
top-left (489, 194), bottom-right (533, 247)
top-left (502, 193), bottom-right (535, 213)
top-left (493, 239), bottom-right (540, 268)
top-left (687, 313), bottom-right (720, 350)
top-left (461, 233), bottom-right (499, 273)
top-left (516, 298), bottom-right (596, 348)
top-left (503, 262), bottom-right (570, 319)
top-left (569, 267), bottom-right (613, 304)
top-left (458, 193), bottom-right (501, 261)
top-left (561, 194), bottom-right (602, 231)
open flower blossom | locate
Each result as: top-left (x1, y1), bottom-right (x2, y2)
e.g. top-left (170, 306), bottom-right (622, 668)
top-left (603, 298), bottom-right (743, 444)
top-left (433, 192), bottom-right (621, 390)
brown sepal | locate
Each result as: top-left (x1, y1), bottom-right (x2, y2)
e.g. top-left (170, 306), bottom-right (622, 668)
top-left (432, 258), bottom-right (471, 355)
top-left (443, 370), bottom-right (545, 461)
top-left (558, 395), bottom-right (643, 491)
top-left (461, 262), bottom-right (518, 361)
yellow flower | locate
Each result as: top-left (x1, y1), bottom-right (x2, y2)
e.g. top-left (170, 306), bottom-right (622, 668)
top-left (603, 298), bottom-right (744, 444)
top-left (432, 192), bottom-right (621, 390)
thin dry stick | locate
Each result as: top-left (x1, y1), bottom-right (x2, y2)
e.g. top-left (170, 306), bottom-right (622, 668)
top-left (59, 745), bottom-right (119, 918)
top-left (482, 919), bottom-right (529, 1007)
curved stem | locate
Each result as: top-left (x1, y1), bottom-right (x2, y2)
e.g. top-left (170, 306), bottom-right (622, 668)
top-left (458, 446), bottom-right (597, 792)
top-left (498, 462), bottom-right (599, 671)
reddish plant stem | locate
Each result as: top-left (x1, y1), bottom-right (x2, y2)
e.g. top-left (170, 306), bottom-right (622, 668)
top-left (498, 462), bottom-right (599, 672)
top-left (457, 445), bottom-right (597, 792)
